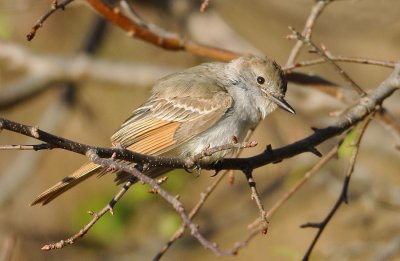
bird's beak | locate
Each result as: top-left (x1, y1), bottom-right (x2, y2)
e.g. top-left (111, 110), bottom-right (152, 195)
top-left (269, 95), bottom-right (296, 114)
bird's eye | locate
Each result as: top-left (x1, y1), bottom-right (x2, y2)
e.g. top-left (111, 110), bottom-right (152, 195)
top-left (257, 76), bottom-right (265, 84)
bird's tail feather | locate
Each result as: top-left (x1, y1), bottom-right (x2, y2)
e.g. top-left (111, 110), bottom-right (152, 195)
top-left (31, 162), bottom-right (101, 206)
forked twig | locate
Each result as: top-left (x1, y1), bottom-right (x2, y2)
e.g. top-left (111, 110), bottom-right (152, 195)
top-left (41, 174), bottom-right (134, 250)
top-left (248, 143), bottom-right (339, 230)
top-left (42, 150), bottom-right (235, 255)
top-left (286, 0), bottom-right (334, 66)
top-left (288, 27), bottom-right (366, 96)
top-left (153, 170), bottom-right (229, 261)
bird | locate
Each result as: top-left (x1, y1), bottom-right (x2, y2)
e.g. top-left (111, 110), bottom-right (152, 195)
top-left (31, 55), bottom-right (295, 206)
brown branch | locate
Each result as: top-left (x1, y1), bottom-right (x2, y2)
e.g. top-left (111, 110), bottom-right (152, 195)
top-left (288, 27), bottom-right (366, 96)
top-left (200, 0), bottom-right (211, 12)
top-left (26, 0), bottom-right (75, 41)
top-left (301, 114), bottom-right (374, 261)
top-left (285, 56), bottom-right (396, 71)
top-left (153, 134), bottom-right (257, 260)
top-left (189, 140), bottom-right (258, 164)
top-left (153, 170), bottom-right (228, 261)
top-left (286, 0), bottom-right (334, 67)
top-left (243, 170), bottom-right (269, 234)
top-left (85, 151), bottom-right (236, 256)
top-left (248, 143), bottom-right (339, 231)
top-left (41, 155), bottom-right (136, 250)
top-left (86, 0), bottom-right (238, 62)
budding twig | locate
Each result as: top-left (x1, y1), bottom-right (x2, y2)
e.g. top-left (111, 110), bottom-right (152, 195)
top-left (26, 0), bottom-right (74, 41)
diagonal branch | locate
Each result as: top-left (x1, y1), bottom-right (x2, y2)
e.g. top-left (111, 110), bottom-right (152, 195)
top-left (86, 0), bottom-right (238, 62)
top-left (288, 27), bottom-right (366, 96)
top-left (286, 0), bottom-right (334, 66)
top-left (301, 114), bottom-right (374, 261)
top-left (243, 169), bottom-right (269, 234)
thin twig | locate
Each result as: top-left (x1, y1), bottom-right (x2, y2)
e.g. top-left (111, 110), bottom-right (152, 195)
top-left (153, 170), bottom-right (228, 261)
top-left (26, 0), bottom-right (75, 41)
top-left (288, 27), bottom-right (366, 96)
top-left (154, 134), bottom-right (257, 260)
top-left (248, 143), bottom-right (339, 230)
top-left (200, 0), bottom-right (211, 12)
top-left (85, 151), bottom-right (236, 256)
top-left (42, 169), bottom-right (135, 250)
top-left (243, 169), bottom-right (269, 234)
top-left (284, 56), bottom-right (396, 71)
top-left (0, 143), bottom-right (52, 151)
top-left (286, 0), bottom-right (334, 67)
top-left (189, 140), bottom-right (257, 164)
top-left (86, 0), bottom-right (238, 62)
top-left (301, 114), bottom-right (374, 261)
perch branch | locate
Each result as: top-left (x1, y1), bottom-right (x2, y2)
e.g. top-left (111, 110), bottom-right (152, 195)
top-left (43, 150), bottom-right (238, 255)
top-left (1, 63), bottom-right (399, 172)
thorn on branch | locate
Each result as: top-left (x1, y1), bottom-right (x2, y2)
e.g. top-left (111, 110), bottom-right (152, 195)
top-left (108, 205), bottom-right (114, 216)
top-left (310, 127), bottom-right (320, 132)
top-left (300, 222), bottom-right (321, 229)
top-left (148, 188), bottom-right (158, 194)
top-left (308, 147), bottom-right (323, 157)
top-left (210, 170), bottom-right (220, 177)
top-left (156, 176), bottom-right (168, 185)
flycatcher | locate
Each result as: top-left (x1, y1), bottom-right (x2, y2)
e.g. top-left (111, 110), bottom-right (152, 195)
top-left (32, 55), bottom-right (295, 206)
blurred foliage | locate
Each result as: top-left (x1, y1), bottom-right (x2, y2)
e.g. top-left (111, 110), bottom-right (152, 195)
top-left (71, 194), bottom-right (135, 244)
top-left (157, 212), bottom-right (181, 239)
top-left (285, 165), bottom-right (312, 186)
top-left (0, 11), bottom-right (10, 39)
top-left (272, 245), bottom-right (302, 261)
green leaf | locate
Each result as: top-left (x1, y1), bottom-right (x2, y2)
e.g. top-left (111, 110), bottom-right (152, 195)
top-left (338, 128), bottom-right (358, 159)
top-left (157, 212), bottom-right (181, 239)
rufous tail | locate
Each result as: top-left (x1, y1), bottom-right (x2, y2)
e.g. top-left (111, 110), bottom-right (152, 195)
top-left (31, 162), bottom-right (101, 206)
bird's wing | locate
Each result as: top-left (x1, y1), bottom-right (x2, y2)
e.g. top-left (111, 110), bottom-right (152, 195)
top-left (111, 91), bottom-right (232, 156)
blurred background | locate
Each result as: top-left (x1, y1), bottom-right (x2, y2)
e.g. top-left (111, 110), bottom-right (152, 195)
top-left (0, 0), bottom-right (399, 260)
